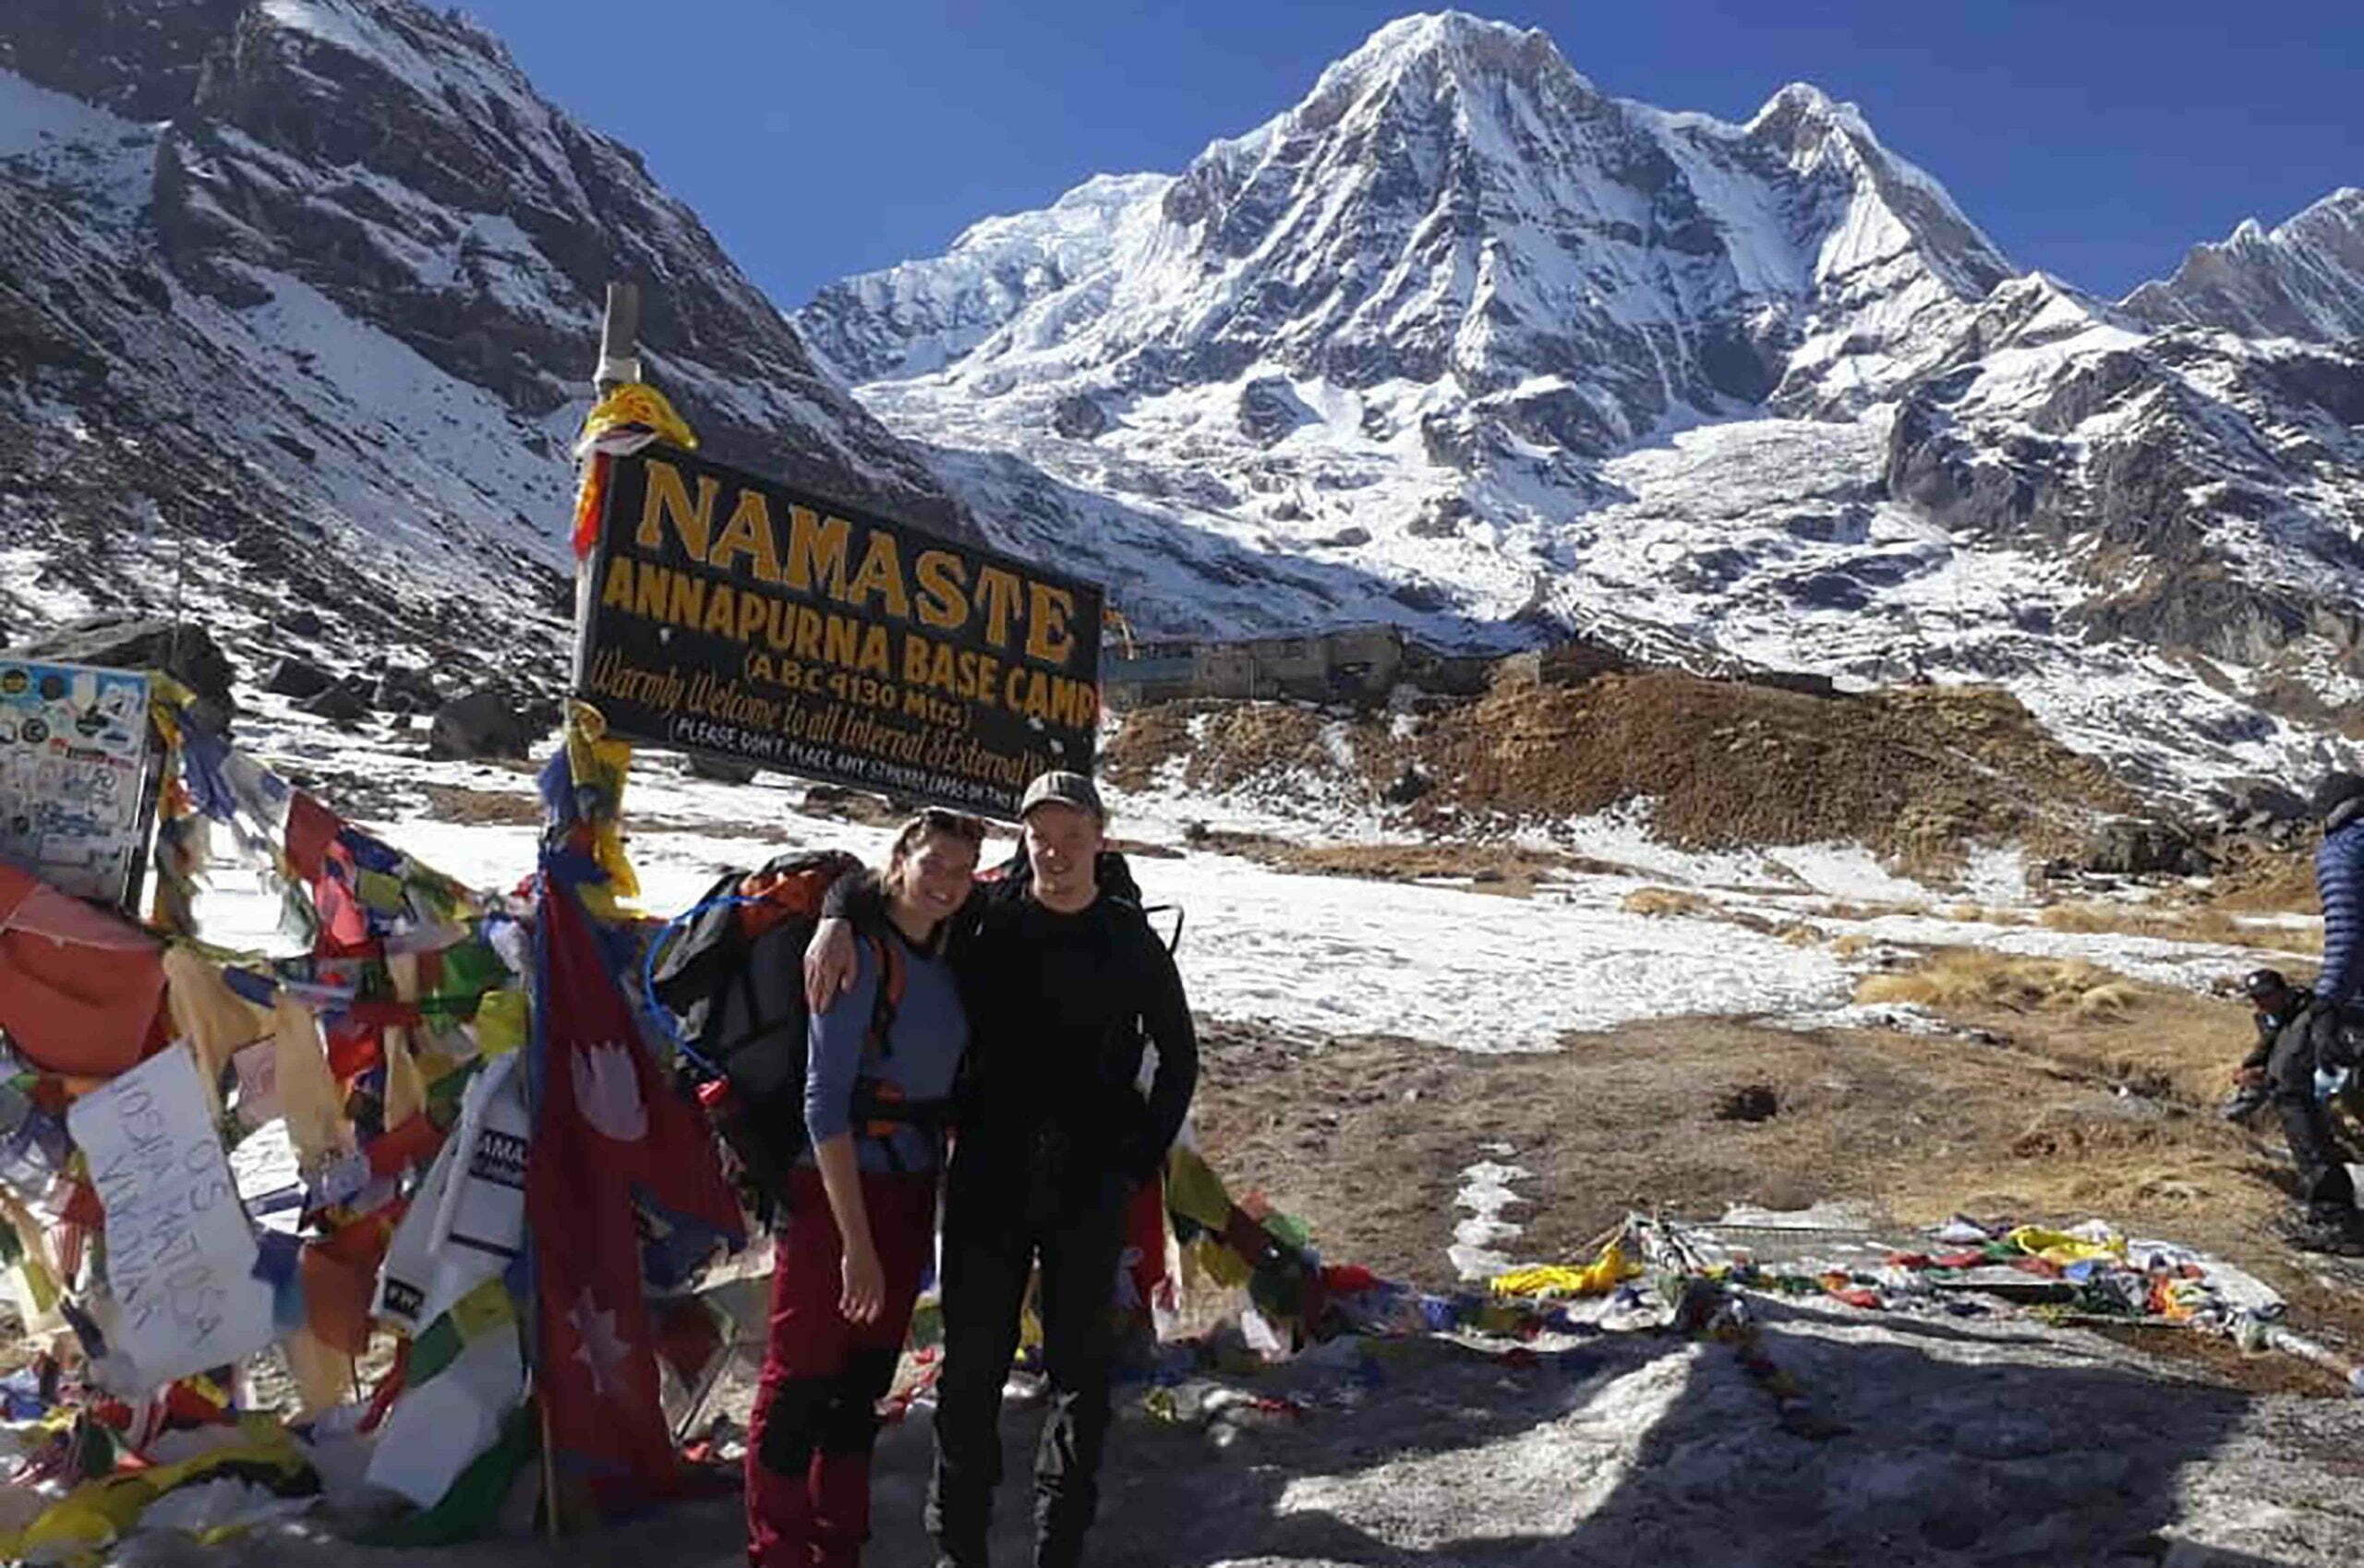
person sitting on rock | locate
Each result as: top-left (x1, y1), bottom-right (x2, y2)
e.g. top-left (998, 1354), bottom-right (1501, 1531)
top-left (2268, 773), bottom-right (2364, 1254)
top-left (2224, 968), bottom-right (2307, 1124)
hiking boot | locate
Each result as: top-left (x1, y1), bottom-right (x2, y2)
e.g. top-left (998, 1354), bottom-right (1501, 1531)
top-left (2277, 1207), bottom-right (2364, 1257)
top-left (2220, 1084), bottom-right (2273, 1124)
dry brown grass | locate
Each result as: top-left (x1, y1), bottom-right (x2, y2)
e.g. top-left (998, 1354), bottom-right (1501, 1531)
top-left (1161, 834), bottom-right (1629, 899)
top-left (2206, 842), bottom-right (2322, 914)
top-left (2035, 900), bottom-right (2322, 955)
top-left (1187, 967), bottom-right (2364, 1394)
top-left (1621, 887), bottom-right (1718, 919)
top-left (1278, 842), bottom-right (1594, 896)
top-left (1940, 903), bottom-right (2032, 925)
top-left (418, 783), bottom-right (543, 826)
top-left (1192, 1004), bottom-right (2364, 1389)
top-left (1856, 948), bottom-right (2143, 1019)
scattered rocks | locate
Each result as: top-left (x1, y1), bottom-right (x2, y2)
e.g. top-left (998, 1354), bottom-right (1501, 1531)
top-left (1405, 496), bottom-right (1471, 539)
top-left (370, 666), bottom-right (443, 716)
top-left (2082, 817), bottom-right (2213, 877)
top-left (1381, 764), bottom-right (1434, 805)
top-left (264, 655), bottom-right (336, 701)
top-left (686, 754), bottom-right (759, 785)
top-left (298, 676), bottom-right (372, 725)
top-left (427, 688), bottom-right (533, 761)
top-left (2211, 777), bottom-right (2309, 833)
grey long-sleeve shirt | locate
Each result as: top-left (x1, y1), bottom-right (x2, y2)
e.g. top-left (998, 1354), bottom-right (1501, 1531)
top-left (802, 932), bottom-right (967, 1172)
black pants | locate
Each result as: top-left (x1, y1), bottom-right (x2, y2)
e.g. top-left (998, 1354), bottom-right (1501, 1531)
top-left (927, 1141), bottom-right (1133, 1568)
top-left (2270, 1010), bottom-right (2357, 1215)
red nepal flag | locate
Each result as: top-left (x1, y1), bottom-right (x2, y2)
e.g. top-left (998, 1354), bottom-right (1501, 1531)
top-left (526, 877), bottom-right (742, 1520)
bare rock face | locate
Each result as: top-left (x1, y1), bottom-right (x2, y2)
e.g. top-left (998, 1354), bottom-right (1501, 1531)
top-left (1237, 377), bottom-right (1313, 446)
top-left (264, 655), bottom-right (335, 702)
top-left (1051, 393), bottom-right (1112, 440)
top-left (2082, 816), bottom-right (2212, 877)
top-left (0, 0), bottom-right (965, 696)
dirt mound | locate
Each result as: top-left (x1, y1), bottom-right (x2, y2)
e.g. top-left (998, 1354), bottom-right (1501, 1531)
top-left (1417, 671), bottom-right (2134, 869)
top-left (1103, 701), bottom-right (1410, 801)
top-left (1107, 672), bottom-right (2138, 873)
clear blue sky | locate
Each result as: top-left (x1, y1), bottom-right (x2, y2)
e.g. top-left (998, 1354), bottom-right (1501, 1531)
top-left (460, 0), bottom-right (2359, 308)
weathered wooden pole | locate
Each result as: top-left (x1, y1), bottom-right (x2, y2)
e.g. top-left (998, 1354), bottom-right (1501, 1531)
top-left (573, 283), bottom-right (644, 667)
top-left (595, 280), bottom-right (642, 392)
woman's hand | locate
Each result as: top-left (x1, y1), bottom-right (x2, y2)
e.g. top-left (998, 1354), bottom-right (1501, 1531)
top-left (840, 1237), bottom-right (886, 1324)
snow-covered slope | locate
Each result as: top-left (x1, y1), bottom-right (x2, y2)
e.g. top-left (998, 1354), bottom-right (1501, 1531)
top-left (798, 12), bottom-right (2364, 801)
top-left (0, 0), bottom-right (959, 687)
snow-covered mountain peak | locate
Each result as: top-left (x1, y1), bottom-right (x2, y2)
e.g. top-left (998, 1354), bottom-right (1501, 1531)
top-left (1745, 79), bottom-right (1862, 146)
top-left (792, 12), bottom-right (2364, 802)
top-left (1307, 11), bottom-right (1581, 97)
top-left (2123, 187), bottom-right (2364, 343)
top-left (11, 3), bottom-right (2364, 812)
top-left (802, 7), bottom-right (2023, 437)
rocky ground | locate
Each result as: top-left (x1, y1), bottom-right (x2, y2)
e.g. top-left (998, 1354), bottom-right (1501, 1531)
top-left (131, 882), bottom-right (2364, 1564)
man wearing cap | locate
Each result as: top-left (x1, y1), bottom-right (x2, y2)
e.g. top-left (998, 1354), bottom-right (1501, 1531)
top-left (806, 770), bottom-right (1197, 1567)
top-left (2267, 772), bottom-right (2364, 1253)
top-left (2223, 968), bottom-right (2306, 1125)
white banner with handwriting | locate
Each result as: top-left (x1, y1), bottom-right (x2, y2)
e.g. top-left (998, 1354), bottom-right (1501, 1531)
top-left (68, 1043), bottom-right (277, 1389)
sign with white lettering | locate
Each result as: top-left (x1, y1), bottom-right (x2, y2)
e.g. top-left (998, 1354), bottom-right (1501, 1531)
top-left (67, 1043), bottom-right (277, 1389)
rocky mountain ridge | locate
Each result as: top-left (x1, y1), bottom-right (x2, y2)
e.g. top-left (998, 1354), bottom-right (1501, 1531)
top-left (0, 0), bottom-right (959, 704)
top-left (4, 4), bottom-right (2361, 808)
top-left (797, 12), bottom-right (2364, 801)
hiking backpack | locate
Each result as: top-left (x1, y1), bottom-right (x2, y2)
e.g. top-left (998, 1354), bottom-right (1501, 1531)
top-left (646, 850), bottom-right (915, 1202)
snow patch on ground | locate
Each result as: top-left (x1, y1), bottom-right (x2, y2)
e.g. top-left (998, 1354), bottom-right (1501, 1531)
top-left (1760, 842), bottom-right (1935, 903)
top-left (1449, 1153), bottom-right (1531, 1281)
top-left (182, 720), bottom-right (2294, 1056)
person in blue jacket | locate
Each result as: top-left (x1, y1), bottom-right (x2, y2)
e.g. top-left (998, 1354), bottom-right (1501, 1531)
top-left (2269, 772), bottom-right (2364, 1253)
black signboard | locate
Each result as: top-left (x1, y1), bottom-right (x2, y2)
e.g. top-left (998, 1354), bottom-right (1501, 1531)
top-left (573, 447), bottom-right (1104, 817)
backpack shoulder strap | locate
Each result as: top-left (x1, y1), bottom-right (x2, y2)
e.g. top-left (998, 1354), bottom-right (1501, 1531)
top-left (863, 931), bottom-right (905, 1057)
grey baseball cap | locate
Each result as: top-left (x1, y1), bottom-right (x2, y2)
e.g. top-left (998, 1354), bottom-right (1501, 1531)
top-left (1019, 769), bottom-right (1105, 821)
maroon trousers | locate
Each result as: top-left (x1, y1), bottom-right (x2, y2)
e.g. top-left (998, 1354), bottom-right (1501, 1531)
top-left (744, 1167), bottom-right (937, 1568)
